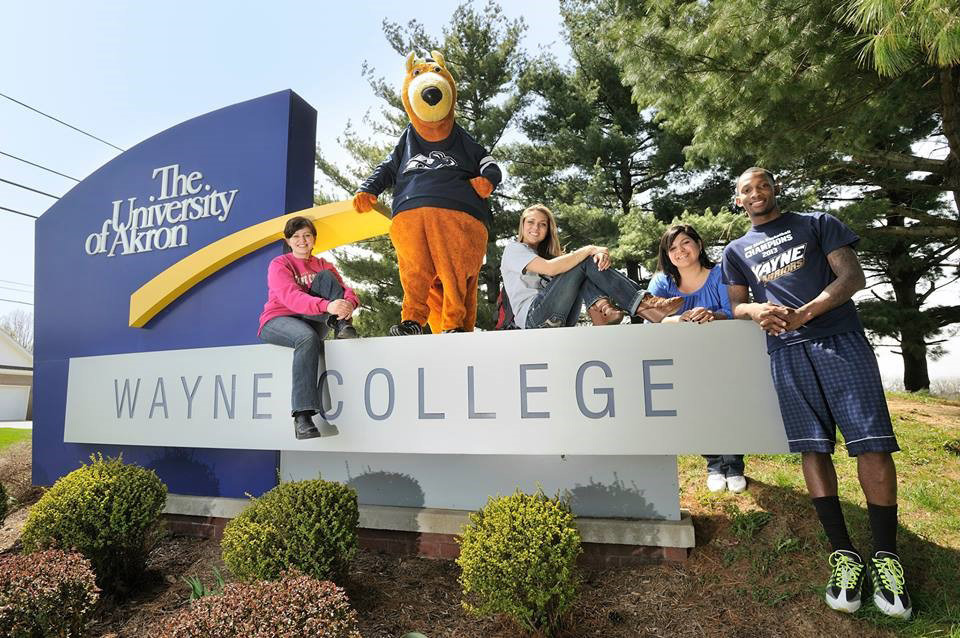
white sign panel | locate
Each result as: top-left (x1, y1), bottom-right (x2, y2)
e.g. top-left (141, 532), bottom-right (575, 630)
top-left (64, 321), bottom-right (789, 454)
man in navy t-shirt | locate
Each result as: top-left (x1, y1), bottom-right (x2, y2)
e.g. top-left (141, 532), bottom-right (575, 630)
top-left (722, 167), bottom-right (911, 620)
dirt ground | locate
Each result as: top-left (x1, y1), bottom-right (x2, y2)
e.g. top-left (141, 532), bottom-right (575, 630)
top-left (5, 397), bottom-right (959, 637)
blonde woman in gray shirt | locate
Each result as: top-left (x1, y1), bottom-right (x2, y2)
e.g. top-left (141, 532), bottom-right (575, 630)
top-left (500, 204), bottom-right (682, 329)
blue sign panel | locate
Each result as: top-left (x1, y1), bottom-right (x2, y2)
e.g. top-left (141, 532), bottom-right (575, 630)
top-left (33, 91), bottom-right (317, 497)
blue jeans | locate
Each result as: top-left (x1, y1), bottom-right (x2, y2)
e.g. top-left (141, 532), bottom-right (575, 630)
top-left (704, 455), bottom-right (745, 477)
top-left (259, 270), bottom-right (345, 414)
top-left (525, 258), bottom-right (646, 328)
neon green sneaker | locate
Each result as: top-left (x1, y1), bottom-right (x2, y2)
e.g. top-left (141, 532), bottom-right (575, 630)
top-left (825, 550), bottom-right (865, 613)
top-left (869, 551), bottom-right (912, 620)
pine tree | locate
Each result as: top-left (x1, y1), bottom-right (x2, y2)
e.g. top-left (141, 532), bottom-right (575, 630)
top-left (316, 1), bottom-right (531, 334)
top-left (603, 0), bottom-right (960, 390)
top-left (507, 0), bottom-right (689, 282)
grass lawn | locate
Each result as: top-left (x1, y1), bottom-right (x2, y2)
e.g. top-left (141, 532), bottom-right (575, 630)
top-left (676, 393), bottom-right (960, 637)
top-left (0, 427), bottom-right (30, 449)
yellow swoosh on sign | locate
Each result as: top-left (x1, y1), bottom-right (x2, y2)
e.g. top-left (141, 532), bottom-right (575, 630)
top-left (129, 199), bottom-right (391, 327)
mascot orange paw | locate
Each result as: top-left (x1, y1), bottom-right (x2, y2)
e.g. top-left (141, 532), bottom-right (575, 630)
top-left (469, 176), bottom-right (494, 199)
top-left (352, 191), bottom-right (377, 213)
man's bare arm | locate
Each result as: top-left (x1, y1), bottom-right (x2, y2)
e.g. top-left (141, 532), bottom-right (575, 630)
top-left (782, 246), bottom-right (865, 331)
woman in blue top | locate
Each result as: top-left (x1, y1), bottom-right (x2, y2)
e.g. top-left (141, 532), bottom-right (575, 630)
top-left (648, 224), bottom-right (747, 493)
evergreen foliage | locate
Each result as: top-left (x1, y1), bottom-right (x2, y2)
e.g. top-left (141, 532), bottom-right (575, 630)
top-left (843, 0), bottom-right (960, 76)
top-left (221, 479), bottom-right (358, 582)
top-left (603, 0), bottom-right (960, 390)
top-left (507, 0), bottom-right (691, 280)
top-left (316, 1), bottom-right (533, 334)
top-left (457, 489), bottom-right (582, 635)
top-left (20, 454), bottom-right (167, 594)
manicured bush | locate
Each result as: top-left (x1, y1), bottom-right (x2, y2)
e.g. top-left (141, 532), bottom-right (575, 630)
top-left (0, 481), bottom-right (7, 522)
top-left (0, 549), bottom-right (99, 637)
top-left (457, 490), bottom-right (582, 635)
top-left (21, 453), bottom-right (167, 592)
top-left (161, 571), bottom-right (362, 638)
top-left (221, 479), bottom-right (358, 582)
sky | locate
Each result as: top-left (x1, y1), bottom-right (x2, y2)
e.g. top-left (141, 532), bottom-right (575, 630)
top-left (1, 1), bottom-right (956, 384)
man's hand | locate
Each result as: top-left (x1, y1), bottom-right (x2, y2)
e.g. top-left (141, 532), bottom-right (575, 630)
top-left (781, 306), bottom-right (813, 333)
top-left (750, 303), bottom-right (790, 335)
top-left (327, 299), bottom-right (355, 320)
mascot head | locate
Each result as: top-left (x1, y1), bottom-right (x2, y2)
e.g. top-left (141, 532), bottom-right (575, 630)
top-left (403, 50), bottom-right (456, 142)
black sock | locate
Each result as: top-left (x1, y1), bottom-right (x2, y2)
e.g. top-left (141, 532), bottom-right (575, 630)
top-left (812, 496), bottom-right (857, 555)
top-left (867, 503), bottom-right (898, 556)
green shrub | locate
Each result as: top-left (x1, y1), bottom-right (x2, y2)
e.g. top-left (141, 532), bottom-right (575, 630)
top-left (221, 479), bottom-right (358, 582)
top-left (161, 571), bottom-right (362, 638)
top-left (0, 481), bottom-right (7, 523)
top-left (21, 454), bottom-right (167, 593)
top-left (0, 549), bottom-right (100, 637)
top-left (456, 489), bottom-right (582, 635)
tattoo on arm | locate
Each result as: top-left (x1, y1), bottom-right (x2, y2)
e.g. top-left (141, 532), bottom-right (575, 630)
top-left (825, 246), bottom-right (866, 301)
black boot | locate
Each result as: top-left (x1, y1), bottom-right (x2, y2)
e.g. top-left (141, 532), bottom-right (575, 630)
top-left (335, 319), bottom-right (358, 339)
top-left (293, 412), bottom-right (321, 440)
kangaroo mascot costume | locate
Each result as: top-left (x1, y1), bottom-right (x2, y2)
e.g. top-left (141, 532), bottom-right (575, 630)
top-left (353, 50), bottom-right (501, 335)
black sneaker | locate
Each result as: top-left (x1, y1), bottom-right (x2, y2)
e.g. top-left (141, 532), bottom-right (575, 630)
top-left (442, 328), bottom-right (464, 333)
top-left (825, 549), bottom-right (865, 613)
top-left (335, 321), bottom-right (358, 339)
top-left (389, 320), bottom-right (423, 336)
top-left (293, 412), bottom-right (321, 440)
top-left (869, 551), bottom-right (912, 619)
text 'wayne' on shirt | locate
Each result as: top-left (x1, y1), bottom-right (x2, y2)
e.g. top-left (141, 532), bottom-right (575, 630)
top-left (721, 211), bottom-right (864, 353)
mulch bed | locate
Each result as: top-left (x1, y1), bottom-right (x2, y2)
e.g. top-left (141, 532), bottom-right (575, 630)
top-left (2, 437), bottom-right (900, 637)
top-left (77, 528), bottom-right (892, 638)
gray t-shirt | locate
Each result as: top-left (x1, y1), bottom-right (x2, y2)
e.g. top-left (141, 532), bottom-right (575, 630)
top-left (500, 240), bottom-right (550, 329)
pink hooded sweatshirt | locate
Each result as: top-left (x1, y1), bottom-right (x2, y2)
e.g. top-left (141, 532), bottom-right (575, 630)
top-left (258, 253), bottom-right (360, 335)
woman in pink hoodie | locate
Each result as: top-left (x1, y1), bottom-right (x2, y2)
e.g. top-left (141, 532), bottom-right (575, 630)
top-left (258, 216), bottom-right (360, 440)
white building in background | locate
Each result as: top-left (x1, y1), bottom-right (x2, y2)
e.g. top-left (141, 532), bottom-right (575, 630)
top-left (0, 330), bottom-right (32, 420)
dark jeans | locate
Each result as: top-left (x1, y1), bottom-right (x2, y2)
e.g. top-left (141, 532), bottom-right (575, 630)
top-left (704, 455), bottom-right (745, 477)
top-left (525, 257), bottom-right (646, 328)
top-left (259, 271), bottom-right (345, 415)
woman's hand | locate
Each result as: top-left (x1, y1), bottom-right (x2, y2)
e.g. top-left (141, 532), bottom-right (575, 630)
top-left (327, 299), bottom-right (355, 320)
top-left (590, 246), bottom-right (611, 271)
top-left (680, 306), bottom-right (715, 323)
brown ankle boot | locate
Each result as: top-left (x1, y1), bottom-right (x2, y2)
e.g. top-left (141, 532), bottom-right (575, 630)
top-left (588, 298), bottom-right (625, 325)
top-left (634, 293), bottom-right (683, 323)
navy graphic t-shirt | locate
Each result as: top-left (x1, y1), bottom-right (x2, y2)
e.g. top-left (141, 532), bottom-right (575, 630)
top-left (357, 123), bottom-right (502, 227)
top-left (722, 211), bottom-right (864, 352)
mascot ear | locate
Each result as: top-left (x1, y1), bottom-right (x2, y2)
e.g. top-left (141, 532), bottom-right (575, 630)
top-left (406, 52), bottom-right (416, 73)
top-left (430, 50), bottom-right (446, 69)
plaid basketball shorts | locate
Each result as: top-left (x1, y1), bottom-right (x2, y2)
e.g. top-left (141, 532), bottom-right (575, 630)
top-left (769, 331), bottom-right (899, 456)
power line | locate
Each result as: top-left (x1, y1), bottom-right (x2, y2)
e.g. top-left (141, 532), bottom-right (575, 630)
top-left (0, 92), bottom-right (125, 152)
top-left (0, 150), bottom-right (80, 182)
top-left (0, 279), bottom-right (33, 289)
top-left (0, 284), bottom-right (34, 294)
top-left (0, 177), bottom-right (59, 199)
top-left (0, 205), bottom-right (39, 219)
top-left (0, 298), bottom-right (33, 306)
